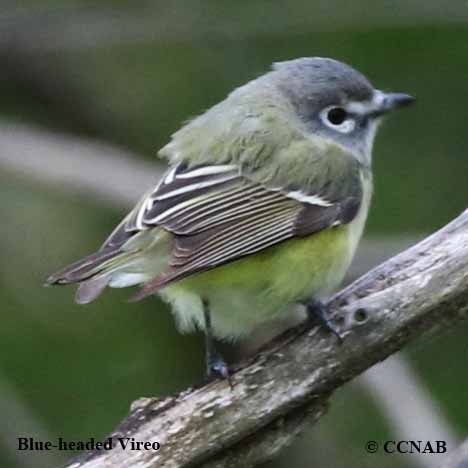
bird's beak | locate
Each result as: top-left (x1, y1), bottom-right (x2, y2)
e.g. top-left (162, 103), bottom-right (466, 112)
top-left (372, 91), bottom-right (415, 116)
top-left (347, 91), bottom-right (415, 117)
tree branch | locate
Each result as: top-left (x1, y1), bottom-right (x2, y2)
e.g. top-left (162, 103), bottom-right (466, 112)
top-left (3, 2), bottom-right (468, 52)
top-left (360, 356), bottom-right (458, 468)
top-left (0, 121), bottom-right (160, 207)
top-left (441, 438), bottom-right (468, 468)
top-left (63, 209), bottom-right (468, 468)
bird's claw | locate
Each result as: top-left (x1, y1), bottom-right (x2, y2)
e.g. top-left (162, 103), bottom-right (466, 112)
top-left (306, 299), bottom-right (344, 343)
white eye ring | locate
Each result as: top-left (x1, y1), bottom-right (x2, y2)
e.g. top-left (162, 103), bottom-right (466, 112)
top-left (320, 106), bottom-right (356, 134)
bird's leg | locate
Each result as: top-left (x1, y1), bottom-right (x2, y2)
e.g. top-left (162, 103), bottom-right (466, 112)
top-left (203, 300), bottom-right (231, 383)
top-left (305, 298), bottom-right (343, 342)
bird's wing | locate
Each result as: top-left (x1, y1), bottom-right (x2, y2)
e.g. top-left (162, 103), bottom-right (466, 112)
top-left (120, 162), bottom-right (362, 300)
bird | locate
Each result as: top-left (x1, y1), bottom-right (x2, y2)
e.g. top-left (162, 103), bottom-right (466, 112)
top-left (46, 57), bottom-right (414, 380)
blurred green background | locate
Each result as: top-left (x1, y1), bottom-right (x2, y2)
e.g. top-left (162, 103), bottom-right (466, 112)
top-left (1, 2), bottom-right (468, 468)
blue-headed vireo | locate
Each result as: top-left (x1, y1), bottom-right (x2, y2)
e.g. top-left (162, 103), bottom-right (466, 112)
top-left (47, 57), bottom-right (414, 379)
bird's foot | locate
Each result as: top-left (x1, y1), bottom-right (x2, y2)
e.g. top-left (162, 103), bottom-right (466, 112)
top-left (202, 300), bottom-right (233, 388)
top-left (305, 299), bottom-right (344, 342)
top-left (206, 354), bottom-right (233, 388)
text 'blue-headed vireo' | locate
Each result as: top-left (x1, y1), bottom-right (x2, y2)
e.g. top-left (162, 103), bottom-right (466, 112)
top-left (47, 57), bottom-right (414, 380)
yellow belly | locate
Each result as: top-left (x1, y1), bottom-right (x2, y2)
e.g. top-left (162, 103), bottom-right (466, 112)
top-left (158, 173), bottom-right (372, 340)
top-left (159, 224), bottom-right (355, 340)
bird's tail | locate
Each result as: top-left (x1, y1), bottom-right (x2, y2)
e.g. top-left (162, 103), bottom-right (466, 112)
top-left (45, 248), bottom-right (136, 304)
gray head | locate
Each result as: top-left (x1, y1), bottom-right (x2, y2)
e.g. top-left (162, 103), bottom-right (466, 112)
top-left (270, 57), bottom-right (413, 166)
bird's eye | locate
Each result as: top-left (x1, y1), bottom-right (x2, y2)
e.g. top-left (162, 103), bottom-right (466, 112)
top-left (320, 106), bottom-right (356, 134)
top-left (327, 107), bottom-right (347, 125)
